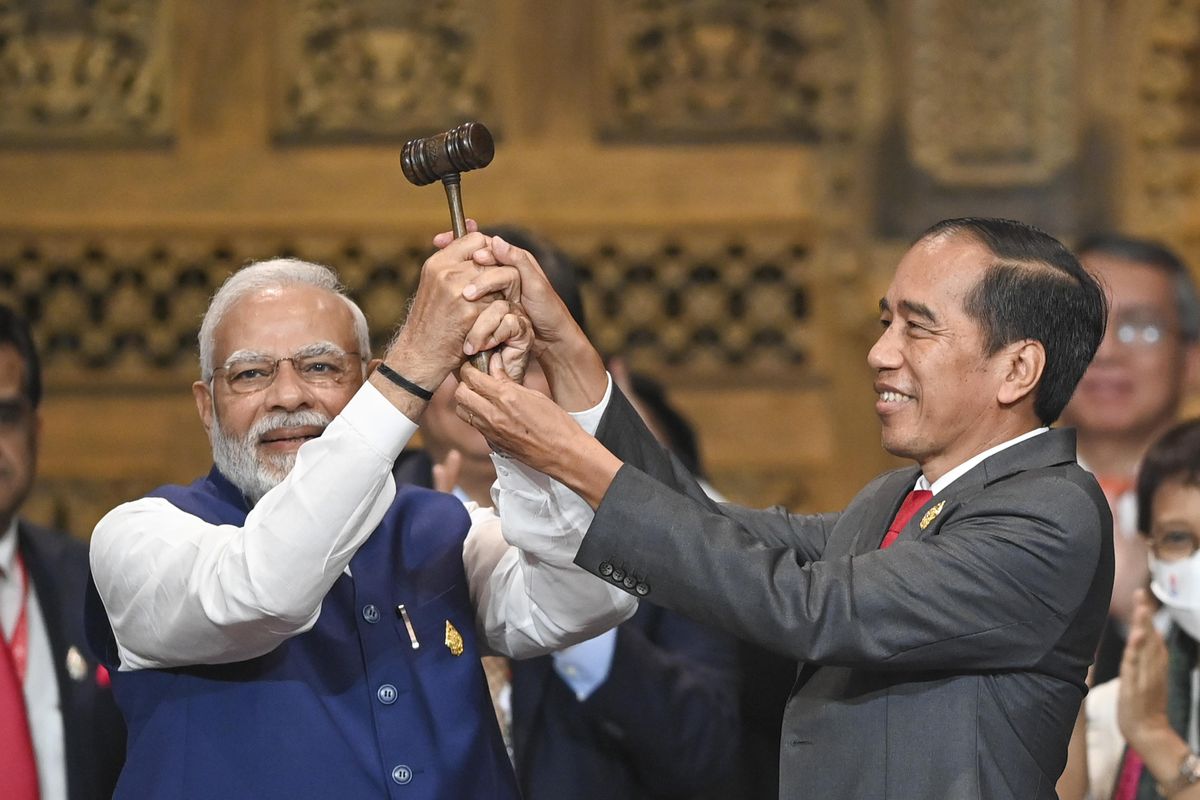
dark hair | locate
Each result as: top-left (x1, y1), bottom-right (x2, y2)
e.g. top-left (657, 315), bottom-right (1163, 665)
top-left (919, 217), bottom-right (1108, 426)
top-left (628, 371), bottom-right (705, 478)
top-left (1076, 232), bottom-right (1200, 343)
top-left (485, 225), bottom-right (588, 337)
top-left (0, 304), bottom-right (41, 409)
top-left (1136, 417), bottom-right (1200, 535)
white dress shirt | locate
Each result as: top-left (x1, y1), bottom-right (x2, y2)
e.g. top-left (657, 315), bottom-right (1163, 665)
top-left (917, 427), bottom-right (1050, 494)
top-left (0, 520), bottom-right (66, 800)
top-left (89, 380), bottom-right (636, 672)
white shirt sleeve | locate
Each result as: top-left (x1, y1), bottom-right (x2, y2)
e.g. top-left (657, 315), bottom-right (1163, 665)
top-left (90, 383), bottom-right (418, 671)
top-left (466, 373), bottom-right (635, 658)
top-left (1084, 678), bottom-right (1123, 800)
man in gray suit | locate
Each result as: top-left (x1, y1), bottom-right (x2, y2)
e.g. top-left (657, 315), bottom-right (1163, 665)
top-left (450, 217), bottom-right (1114, 799)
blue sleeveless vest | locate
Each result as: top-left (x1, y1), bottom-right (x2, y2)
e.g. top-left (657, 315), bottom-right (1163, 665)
top-left (85, 467), bottom-right (520, 800)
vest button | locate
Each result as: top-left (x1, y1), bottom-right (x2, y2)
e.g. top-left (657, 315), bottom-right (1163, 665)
top-left (362, 604), bottom-right (380, 624)
top-left (391, 764), bottom-right (413, 785)
top-left (378, 684), bottom-right (398, 705)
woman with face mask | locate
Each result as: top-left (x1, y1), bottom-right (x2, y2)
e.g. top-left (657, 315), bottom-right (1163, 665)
top-left (1082, 417), bottom-right (1200, 800)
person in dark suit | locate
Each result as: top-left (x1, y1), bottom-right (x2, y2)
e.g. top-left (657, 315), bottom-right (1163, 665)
top-left (403, 226), bottom-right (739, 800)
top-left (449, 216), bottom-right (1115, 799)
top-left (0, 305), bottom-right (124, 800)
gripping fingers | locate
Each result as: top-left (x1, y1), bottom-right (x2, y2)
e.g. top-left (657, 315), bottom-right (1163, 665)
top-left (432, 219), bottom-right (481, 250)
top-left (463, 265), bottom-right (521, 303)
top-left (464, 300), bottom-right (521, 356)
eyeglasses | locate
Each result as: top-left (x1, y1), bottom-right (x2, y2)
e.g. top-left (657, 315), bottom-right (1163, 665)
top-left (1111, 314), bottom-right (1178, 348)
top-left (213, 348), bottom-right (363, 395)
top-left (1151, 528), bottom-right (1200, 561)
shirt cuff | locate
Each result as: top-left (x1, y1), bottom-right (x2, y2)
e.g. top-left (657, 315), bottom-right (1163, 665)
top-left (341, 381), bottom-right (421, 462)
top-left (551, 628), bottom-right (618, 700)
top-left (487, 371), bottom-right (613, 496)
top-left (567, 371), bottom-right (613, 437)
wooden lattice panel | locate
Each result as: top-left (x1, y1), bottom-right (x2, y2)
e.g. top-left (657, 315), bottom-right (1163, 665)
top-left (0, 229), bottom-right (819, 388)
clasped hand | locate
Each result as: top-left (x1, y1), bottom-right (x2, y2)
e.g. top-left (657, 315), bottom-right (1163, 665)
top-left (383, 232), bottom-right (533, 390)
top-left (425, 224), bottom-right (617, 496)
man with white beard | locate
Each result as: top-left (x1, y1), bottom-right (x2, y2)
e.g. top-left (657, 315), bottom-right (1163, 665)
top-left (83, 238), bottom-right (636, 800)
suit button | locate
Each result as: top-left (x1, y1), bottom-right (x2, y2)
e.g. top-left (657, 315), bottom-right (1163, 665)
top-left (378, 684), bottom-right (398, 705)
top-left (391, 764), bottom-right (413, 785)
top-left (362, 604), bottom-right (380, 624)
top-left (611, 567), bottom-right (626, 582)
top-left (622, 575), bottom-right (636, 590)
top-left (598, 561), bottom-right (613, 576)
top-left (635, 582), bottom-right (650, 596)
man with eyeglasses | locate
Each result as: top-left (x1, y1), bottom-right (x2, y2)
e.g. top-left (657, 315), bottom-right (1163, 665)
top-left (0, 305), bottom-right (125, 800)
top-left (1059, 234), bottom-right (1200, 684)
top-left (84, 245), bottom-right (637, 799)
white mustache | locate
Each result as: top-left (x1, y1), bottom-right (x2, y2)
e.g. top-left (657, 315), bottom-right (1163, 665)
top-left (212, 408), bottom-right (334, 504)
top-left (249, 410), bottom-right (331, 442)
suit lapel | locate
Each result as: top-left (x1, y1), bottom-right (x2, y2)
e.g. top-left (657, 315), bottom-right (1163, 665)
top-left (905, 428), bottom-right (1080, 545)
top-left (18, 523), bottom-right (84, 799)
top-left (17, 524), bottom-right (71, 694)
top-left (906, 495), bottom-right (951, 544)
top-left (851, 468), bottom-right (922, 555)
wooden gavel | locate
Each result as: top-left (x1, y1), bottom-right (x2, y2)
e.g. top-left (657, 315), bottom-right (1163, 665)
top-left (401, 122), bottom-right (495, 238)
top-left (401, 122), bottom-right (497, 370)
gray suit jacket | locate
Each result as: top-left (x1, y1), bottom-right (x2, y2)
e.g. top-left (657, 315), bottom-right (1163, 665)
top-left (575, 388), bottom-right (1114, 799)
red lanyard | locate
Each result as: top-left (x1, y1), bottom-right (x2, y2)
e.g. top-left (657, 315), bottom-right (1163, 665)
top-left (4, 554), bottom-right (29, 683)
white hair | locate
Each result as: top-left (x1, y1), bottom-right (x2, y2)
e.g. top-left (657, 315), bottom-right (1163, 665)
top-left (198, 258), bottom-right (371, 381)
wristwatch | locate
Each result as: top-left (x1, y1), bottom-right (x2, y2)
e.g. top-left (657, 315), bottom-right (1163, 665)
top-left (1160, 751), bottom-right (1200, 796)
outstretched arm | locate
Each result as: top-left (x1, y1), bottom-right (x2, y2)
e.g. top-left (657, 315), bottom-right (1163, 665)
top-left (92, 234), bottom-right (533, 670)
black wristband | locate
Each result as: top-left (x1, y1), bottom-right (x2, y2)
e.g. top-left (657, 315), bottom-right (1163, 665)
top-left (375, 363), bottom-right (435, 401)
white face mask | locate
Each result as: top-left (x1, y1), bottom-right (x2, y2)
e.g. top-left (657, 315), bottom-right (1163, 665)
top-left (1149, 551), bottom-right (1200, 641)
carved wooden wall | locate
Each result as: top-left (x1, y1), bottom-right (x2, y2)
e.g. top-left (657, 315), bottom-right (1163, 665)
top-left (0, 0), bottom-right (1191, 538)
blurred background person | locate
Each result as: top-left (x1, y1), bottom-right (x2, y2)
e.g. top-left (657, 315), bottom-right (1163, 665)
top-left (399, 226), bottom-right (741, 800)
top-left (0, 304), bottom-right (125, 800)
top-left (606, 356), bottom-right (795, 800)
top-left (1060, 235), bottom-right (1200, 684)
top-left (1063, 418), bottom-right (1200, 799)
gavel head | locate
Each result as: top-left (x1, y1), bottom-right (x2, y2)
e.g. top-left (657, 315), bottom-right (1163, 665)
top-left (401, 122), bottom-right (495, 186)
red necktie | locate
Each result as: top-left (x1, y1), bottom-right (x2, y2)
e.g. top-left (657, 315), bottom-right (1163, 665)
top-left (880, 489), bottom-right (933, 549)
top-left (1112, 748), bottom-right (1143, 800)
top-left (0, 567), bottom-right (39, 800)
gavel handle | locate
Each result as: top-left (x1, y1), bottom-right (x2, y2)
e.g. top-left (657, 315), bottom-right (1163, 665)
top-left (441, 172), bottom-right (492, 371)
top-left (442, 174), bottom-right (467, 238)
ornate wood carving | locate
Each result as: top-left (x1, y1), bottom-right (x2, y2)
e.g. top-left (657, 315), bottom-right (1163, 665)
top-left (274, 0), bottom-right (491, 141)
top-left (597, 0), bottom-right (870, 142)
top-left (0, 228), bottom-right (818, 389)
top-left (906, 0), bottom-right (1078, 186)
top-left (1126, 0), bottom-right (1200, 225)
top-left (0, 0), bottom-right (171, 144)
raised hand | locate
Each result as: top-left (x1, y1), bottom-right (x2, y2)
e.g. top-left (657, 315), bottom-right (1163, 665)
top-left (1117, 588), bottom-right (1196, 793)
top-left (453, 360), bottom-right (622, 509)
top-left (433, 222), bottom-right (607, 412)
top-left (381, 232), bottom-right (521, 393)
top-left (1118, 588), bottom-right (1170, 746)
top-left (432, 449), bottom-right (464, 494)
